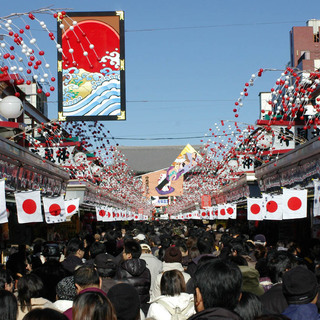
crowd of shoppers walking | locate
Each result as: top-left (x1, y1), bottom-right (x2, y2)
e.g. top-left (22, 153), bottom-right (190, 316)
top-left (1, 220), bottom-right (320, 319)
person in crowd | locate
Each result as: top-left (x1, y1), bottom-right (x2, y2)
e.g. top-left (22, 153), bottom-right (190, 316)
top-left (254, 234), bottom-right (267, 247)
top-left (229, 237), bottom-right (256, 268)
top-left (0, 268), bottom-right (14, 292)
top-left (187, 259), bottom-right (242, 319)
top-left (61, 238), bottom-right (85, 275)
top-left (22, 308), bottom-right (69, 320)
top-left (94, 252), bottom-right (118, 293)
top-left (63, 265), bottom-right (106, 320)
top-left (147, 270), bottom-right (195, 320)
top-left (234, 292), bottom-right (262, 320)
top-left (140, 243), bottom-right (162, 297)
top-left (0, 289), bottom-right (18, 320)
top-left (151, 246), bottom-right (191, 300)
top-left (17, 273), bottom-right (56, 320)
top-left (53, 276), bottom-right (76, 313)
top-left (116, 239), bottom-right (151, 315)
top-left (186, 233), bottom-right (216, 278)
top-left (254, 315), bottom-right (290, 320)
top-left (254, 244), bottom-right (273, 293)
top-left (281, 265), bottom-right (320, 319)
top-left (238, 265), bottom-right (265, 297)
top-left (260, 250), bottom-right (297, 314)
top-left (6, 245), bottom-right (28, 281)
top-left (107, 283), bottom-right (144, 320)
top-left (72, 291), bottom-right (117, 320)
top-left (32, 243), bottom-right (67, 302)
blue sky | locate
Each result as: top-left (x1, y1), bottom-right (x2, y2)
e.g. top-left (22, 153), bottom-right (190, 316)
top-left (2, 0), bottom-right (319, 146)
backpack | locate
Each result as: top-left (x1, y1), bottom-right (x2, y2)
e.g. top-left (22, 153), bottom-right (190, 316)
top-left (156, 299), bottom-right (193, 320)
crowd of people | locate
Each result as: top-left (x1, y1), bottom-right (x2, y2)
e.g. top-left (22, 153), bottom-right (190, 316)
top-left (0, 220), bottom-right (320, 320)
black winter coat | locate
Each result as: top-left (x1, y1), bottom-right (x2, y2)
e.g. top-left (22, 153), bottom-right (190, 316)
top-left (187, 307), bottom-right (242, 320)
top-left (116, 258), bottom-right (151, 313)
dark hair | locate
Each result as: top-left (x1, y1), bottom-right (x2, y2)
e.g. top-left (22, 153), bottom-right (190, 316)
top-left (228, 255), bottom-right (248, 266)
top-left (89, 242), bottom-right (106, 259)
top-left (255, 315), bottom-right (290, 320)
top-left (160, 270), bottom-right (186, 296)
top-left (74, 265), bottom-right (100, 289)
top-left (197, 234), bottom-right (214, 254)
top-left (124, 240), bottom-right (142, 259)
top-left (194, 259), bottom-right (242, 310)
top-left (229, 238), bottom-right (249, 256)
top-left (0, 269), bottom-right (14, 290)
top-left (17, 274), bottom-right (44, 312)
top-left (73, 291), bottom-right (116, 320)
top-left (254, 244), bottom-right (267, 261)
top-left (189, 246), bottom-right (200, 260)
top-left (22, 308), bottom-right (68, 320)
top-left (266, 250), bottom-right (296, 283)
top-left (234, 292), bottom-right (262, 320)
top-left (0, 289), bottom-right (17, 320)
top-left (66, 238), bottom-right (84, 256)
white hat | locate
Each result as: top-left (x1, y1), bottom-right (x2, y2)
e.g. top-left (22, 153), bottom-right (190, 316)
top-left (133, 234), bottom-right (146, 241)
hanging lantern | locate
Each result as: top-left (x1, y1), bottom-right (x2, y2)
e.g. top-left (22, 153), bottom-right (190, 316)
top-left (0, 95), bottom-right (23, 119)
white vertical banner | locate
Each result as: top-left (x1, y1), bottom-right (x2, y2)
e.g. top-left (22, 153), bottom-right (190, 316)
top-left (15, 191), bottom-right (43, 224)
top-left (313, 180), bottom-right (320, 217)
top-left (0, 180), bottom-right (7, 224)
top-left (247, 198), bottom-right (264, 221)
top-left (225, 203), bottom-right (237, 219)
top-left (43, 196), bottom-right (66, 224)
top-left (96, 206), bottom-right (107, 222)
top-left (64, 198), bottom-right (80, 217)
top-left (218, 204), bottom-right (228, 220)
top-left (106, 207), bottom-right (114, 222)
top-left (282, 188), bottom-right (307, 220)
top-left (263, 194), bottom-right (283, 220)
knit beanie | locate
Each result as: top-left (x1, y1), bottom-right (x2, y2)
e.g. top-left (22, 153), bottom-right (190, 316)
top-left (164, 246), bottom-right (182, 263)
top-left (282, 265), bottom-right (318, 305)
top-left (107, 283), bottom-right (140, 320)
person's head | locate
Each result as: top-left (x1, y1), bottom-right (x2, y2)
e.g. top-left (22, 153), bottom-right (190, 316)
top-left (107, 283), bottom-right (140, 320)
top-left (56, 276), bottom-right (77, 301)
top-left (17, 274), bottom-right (44, 312)
top-left (0, 289), bottom-right (18, 320)
top-left (42, 243), bottom-right (61, 262)
top-left (282, 265), bottom-right (318, 305)
top-left (160, 270), bottom-right (186, 296)
top-left (189, 246), bottom-right (200, 260)
top-left (65, 238), bottom-right (85, 259)
top-left (94, 254), bottom-right (117, 278)
top-left (266, 250), bottom-right (296, 284)
top-left (254, 234), bottom-right (266, 246)
top-left (197, 234), bottom-right (214, 254)
top-left (193, 259), bottom-right (242, 312)
top-left (122, 239), bottom-right (142, 260)
top-left (73, 291), bottom-right (116, 320)
top-left (22, 308), bottom-right (68, 320)
top-left (234, 292), bottom-right (262, 320)
top-left (164, 246), bottom-right (182, 263)
top-left (89, 242), bottom-right (106, 259)
top-left (0, 269), bottom-right (14, 292)
top-left (74, 265), bottom-right (100, 293)
top-left (140, 243), bottom-right (152, 254)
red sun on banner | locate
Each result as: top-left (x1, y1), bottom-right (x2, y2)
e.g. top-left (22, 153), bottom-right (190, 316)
top-left (227, 207), bottom-right (234, 215)
top-left (22, 199), bottom-right (37, 214)
top-left (250, 204), bottom-right (261, 214)
top-left (266, 201), bottom-right (278, 213)
top-left (99, 209), bottom-right (106, 217)
top-left (220, 209), bottom-right (226, 216)
top-left (67, 205), bottom-right (76, 214)
top-left (49, 204), bottom-right (61, 216)
top-left (62, 20), bottom-right (119, 73)
top-left (287, 197), bottom-right (302, 211)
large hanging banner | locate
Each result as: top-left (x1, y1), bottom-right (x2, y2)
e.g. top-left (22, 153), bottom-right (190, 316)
top-left (15, 191), bottom-right (43, 224)
top-left (58, 11), bottom-right (126, 121)
top-left (43, 196), bottom-right (67, 224)
top-left (154, 144), bottom-right (201, 196)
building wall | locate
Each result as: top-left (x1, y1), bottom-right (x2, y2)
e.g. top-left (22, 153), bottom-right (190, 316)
top-left (290, 25), bottom-right (320, 70)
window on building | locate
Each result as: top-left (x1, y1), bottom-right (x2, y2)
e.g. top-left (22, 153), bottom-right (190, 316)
top-left (314, 32), bottom-right (319, 42)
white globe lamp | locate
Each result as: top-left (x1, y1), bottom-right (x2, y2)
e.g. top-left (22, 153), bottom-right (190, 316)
top-left (0, 96), bottom-right (23, 119)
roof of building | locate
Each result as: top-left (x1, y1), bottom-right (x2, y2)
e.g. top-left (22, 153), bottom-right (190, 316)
top-left (118, 145), bottom-right (202, 175)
